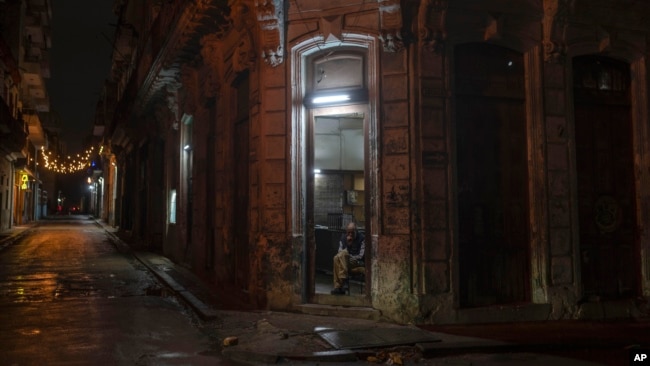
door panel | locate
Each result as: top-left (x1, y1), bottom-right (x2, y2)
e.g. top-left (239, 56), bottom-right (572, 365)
top-left (457, 97), bottom-right (530, 307)
top-left (575, 103), bottom-right (638, 299)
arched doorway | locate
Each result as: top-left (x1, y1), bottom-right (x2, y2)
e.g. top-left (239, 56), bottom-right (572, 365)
top-left (573, 55), bottom-right (639, 300)
top-left (291, 35), bottom-right (379, 306)
top-left (305, 50), bottom-right (369, 299)
top-left (455, 43), bottom-right (531, 307)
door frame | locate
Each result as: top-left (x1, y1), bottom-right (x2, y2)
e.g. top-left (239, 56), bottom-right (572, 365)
top-left (307, 105), bottom-right (369, 302)
top-left (290, 34), bottom-right (379, 306)
top-left (571, 55), bottom-right (639, 299)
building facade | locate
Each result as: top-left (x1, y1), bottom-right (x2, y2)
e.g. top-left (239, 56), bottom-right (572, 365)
top-left (101, 0), bottom-right (650, 324)
top-left (1, 0), bottom-right (53, 230)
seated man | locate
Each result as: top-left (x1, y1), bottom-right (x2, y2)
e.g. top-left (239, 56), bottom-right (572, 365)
top-left (331, 222), bottom-right (365, 295)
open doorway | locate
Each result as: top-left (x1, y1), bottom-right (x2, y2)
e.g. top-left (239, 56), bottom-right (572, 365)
top-left (293, 42), bottom-right (377, 305)
top-left (309, 109), bottom-right (367, 297)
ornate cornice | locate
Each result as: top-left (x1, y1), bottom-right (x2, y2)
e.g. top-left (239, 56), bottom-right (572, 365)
top-left (136, 0), bottom-right (230, 114)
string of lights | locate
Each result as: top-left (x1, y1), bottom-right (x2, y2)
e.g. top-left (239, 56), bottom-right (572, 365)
top-left (41, 145), bottom-right (103, 174)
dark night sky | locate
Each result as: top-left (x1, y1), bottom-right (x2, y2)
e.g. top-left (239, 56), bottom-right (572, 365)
top-left (48, 1), bottom-right (116, 153)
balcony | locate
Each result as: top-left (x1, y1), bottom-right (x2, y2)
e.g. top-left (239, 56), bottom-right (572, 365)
top-left (22, 109), bottom-right (46, 148)
top-left (21, 65), bottom-right (50, 113)
top-left (0, 101), bottom-right (28, 155)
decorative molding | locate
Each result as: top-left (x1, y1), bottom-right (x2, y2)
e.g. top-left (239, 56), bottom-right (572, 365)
top-left (200, 33), bottom-right (223, 98)
top-left (543, 0), bottom-right (574, 63)
top-left (418, 0), bottom-right (447, 53)
top-left (136, 0), bottom-right (231, 113)
top-left (180, 65), bottom-right (198, 115)
top-left (255, 0), bottom-right (285, 67)
top-left (320, 15), bottom-right (343, 43)
top-left (234, 32), bottom-right (257, 73)
top-left (597, 27), bottom-right (615, 53)
top-left (232, 3), bottom-right (257, 72)
top-left (165, 87), bottom-right (180, 128)
top-left (484, 13), bottom-right (504, 41)
top-left (378, 0), bottom-right (404, 52)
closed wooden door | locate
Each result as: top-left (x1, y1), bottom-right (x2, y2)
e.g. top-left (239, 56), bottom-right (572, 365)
top-left (575, 103), bottom-right (638, 299)
top-left (573, 55), bottom-right (639, 300)
top-left (456, 97), bottom-right (530, 307)
top-left (455, 43), bottom-right (530, 308)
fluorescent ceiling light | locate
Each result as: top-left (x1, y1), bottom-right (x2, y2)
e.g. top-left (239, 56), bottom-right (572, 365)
top-left (312, 94), bottom-right (350, 104)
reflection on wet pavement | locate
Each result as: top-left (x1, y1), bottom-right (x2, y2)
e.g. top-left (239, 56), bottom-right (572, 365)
top-left (0, 217), bottom-right (223, 365)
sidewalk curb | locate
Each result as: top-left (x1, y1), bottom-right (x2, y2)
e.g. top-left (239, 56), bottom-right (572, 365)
top-left (0, 226), bottom-right (33, 251)
top-left (98, 221), bottom-right (219, 321)
top-left (130, 251), bottom-right (220, 321)
top-left (177, 289), bottom-right (220, 319)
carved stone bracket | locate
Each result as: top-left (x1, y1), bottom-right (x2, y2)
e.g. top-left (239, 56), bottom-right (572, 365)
top-left (255, 0), bottom-right (285, 67)
top-left (200, 33), bottom-right (224, 98)
top-left (180, 65), bottom-right (198, 115)
top-left (484, 13), bottom-right (504, 41)
top-left (165, 86), bottom-right (181, 130)
top-left (378, 0), bottom-right (404, 52)
top-left (597, 27), bottom-right (615, 53)
top-left (234, 32), bottom-right (257, 73)
top-left (232, 3), bottom-right (257, 73)
top-left (418, 0), bottom-right (447, 53)
top-left (543, 0), bottom-right (574, 63)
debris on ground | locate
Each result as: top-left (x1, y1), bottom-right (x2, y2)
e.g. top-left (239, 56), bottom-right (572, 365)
top-left (223, 336), bottom-right (239, 346)
top-left (365, 347), bottom-right (422, 364)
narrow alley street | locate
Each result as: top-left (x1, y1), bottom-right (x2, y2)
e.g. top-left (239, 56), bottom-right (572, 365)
top-left (0, 215), bottom-right (231, 365)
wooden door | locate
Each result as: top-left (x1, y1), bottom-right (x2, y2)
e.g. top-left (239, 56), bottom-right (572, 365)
top-left (573, 55), bottom-right (639, 300)
top-left (456, 97), bottom-right (530, 307)
top-left (455, 43), bottom-right (530, 307)
top-left (575, 104), bottom-right (638, 299)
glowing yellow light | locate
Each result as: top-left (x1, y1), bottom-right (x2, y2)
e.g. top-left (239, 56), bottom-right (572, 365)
top-left (39, 143), bottom-right (105, 174)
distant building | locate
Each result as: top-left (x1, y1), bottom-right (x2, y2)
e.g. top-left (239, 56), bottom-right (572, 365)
top-left (98, 0), bottom-right (650, 324)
